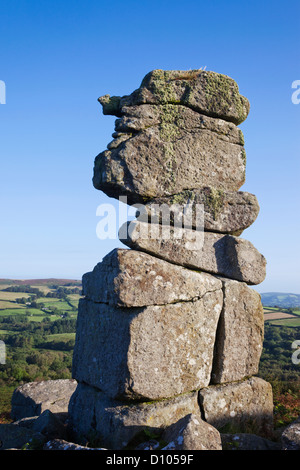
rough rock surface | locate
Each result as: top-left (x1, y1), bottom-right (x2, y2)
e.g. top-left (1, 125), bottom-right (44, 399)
top-left (113, 104), bottom-right (245, 139)
top-left (140, 187), bottom-right (260, 235)
top-left (72, 293), bottom-right (223, 401)
top-left (82, 248), bottom-right (222, 307)
top-left (93, 105), bottom-right (246, 204)
top-left (31, 409), bottom-right (67, 440)
top-left (99, 69), bottom-right (250, 125)
top-left (95, 69), bottom-right (250, 204)
top-left (43, 439), bottom-right (107, 450)
top-left (162, 412), bottom-right (222, 450)
top-left (199, 377), bottom-right (274, 437)
top-left (11, 379), bottom-right (77, 421)
top-left (68, 382), bottom-right (200, 449)
top-left (5, 378), bottom-right (298, 450)
top-left (221, 433), bottom-right (281, 450)
top-left (281, 417), bottom-right (300, 450)
top-left (2, 410), bottom-right (68, 450)
top-left (211, 278), bottom-right (264, 383)
top-left (0, 423), bottom-right (45, 450)
top-left (119, 220), bottom-right (266, 285)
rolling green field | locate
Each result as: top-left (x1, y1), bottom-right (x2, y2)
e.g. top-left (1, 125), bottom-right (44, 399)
top-left (263, 306), bottom-right (300, 327)
top-left (266, 318), bottom-right (300, 327)
top-left (0, 280), bottom-right (80, 326)
top-left (0, 278), bottom-right (82, 420)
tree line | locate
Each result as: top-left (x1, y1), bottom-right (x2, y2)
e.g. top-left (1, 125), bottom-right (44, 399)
top-left (3, 285), bottom-right (81, 299)
top-left (0, 317), bottom-right (77, 386)
top-left (258, 323), bottom-right (300, 393)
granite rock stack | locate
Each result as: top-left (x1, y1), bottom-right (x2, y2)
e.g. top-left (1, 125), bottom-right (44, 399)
top-left (68, 69), bottom-right (273, 450)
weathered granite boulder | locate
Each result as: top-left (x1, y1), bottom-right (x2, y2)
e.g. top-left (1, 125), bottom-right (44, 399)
top-left (72, 291), bottom-right (223, 401)
top-left (140, 187), bottom-right (260, 235)
top-left (68, 382), bottom-right (200, 449)
top-left (12, 413), bottom-right (67, 447)
top-left (199, 377), bottom-right (274, 437)
top-left (281, 417), bottom-right (300, 450)
top-left (11, 379), bottom-right (77, 421)
top-left (211, 278), bottom-right (264, 384)
top-left (119, 220), bottom-right (266, 285)
top-left (95, 69), bottom-right (250, 204)
top-left (93, 104), bottom-right (246, 204)
top-left (31, 409), bottom-right (67, 440)
top-left (99, 69), bottom-right (250, 125)
top-left (0, 423), bottom-right (45, 450)
top-left (162, 413), bottom-right (222, 450)
top-left (113, 103), bottom-right (245, 138)
top-left (13, 409), bottom-right (67, 442)
top-left (82, 248), bottom-right (222, 307)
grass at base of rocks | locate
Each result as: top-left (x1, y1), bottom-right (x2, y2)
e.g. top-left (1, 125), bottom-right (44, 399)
top-left (0, 384), bottom-right (14, 423)
top-left (273, 390), bottom-right (300, 428)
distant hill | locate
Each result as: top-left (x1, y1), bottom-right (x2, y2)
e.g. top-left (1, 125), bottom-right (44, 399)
top-left (261, 292), bottom-right (300, 308)
top-left (0, 278), bottom-right (81, 287)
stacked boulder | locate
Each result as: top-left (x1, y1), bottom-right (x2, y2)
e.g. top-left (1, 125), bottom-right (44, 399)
top-left (68, 69), bottom-right (274, 449)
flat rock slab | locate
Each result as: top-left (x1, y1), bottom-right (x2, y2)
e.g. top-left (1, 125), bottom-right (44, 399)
top-left (140, 187), bottom-right (260, 235)
top-left (119, 220), bottom-right (266, 285)
top-left (68, 382), bottom-right (200, 449)
top-left (93, 104), bottom-right (246, 204)
top-left (112, 103), bottom-right (246, 139)
top-left (99, 69), bottom-right (250, 125)
top-left (162, 412), bottom-right (222, 450)
top-left (199, 377), bottom-right (274, 437)
top-left (11, 379), bottom-right (77, 421)
top-left (82, 248), bottom-right (222, 307)
top-left (211, 278), bottom-right (264, 384)
top-left (72, 292), bottom-right (223, 401)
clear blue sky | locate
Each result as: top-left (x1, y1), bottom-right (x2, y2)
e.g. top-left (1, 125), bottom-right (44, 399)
top-left (0, 0), bottom-right (299, 294)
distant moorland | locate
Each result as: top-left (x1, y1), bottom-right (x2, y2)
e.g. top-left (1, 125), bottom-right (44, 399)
top-left (261, 292), bottom-right (300, 308)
